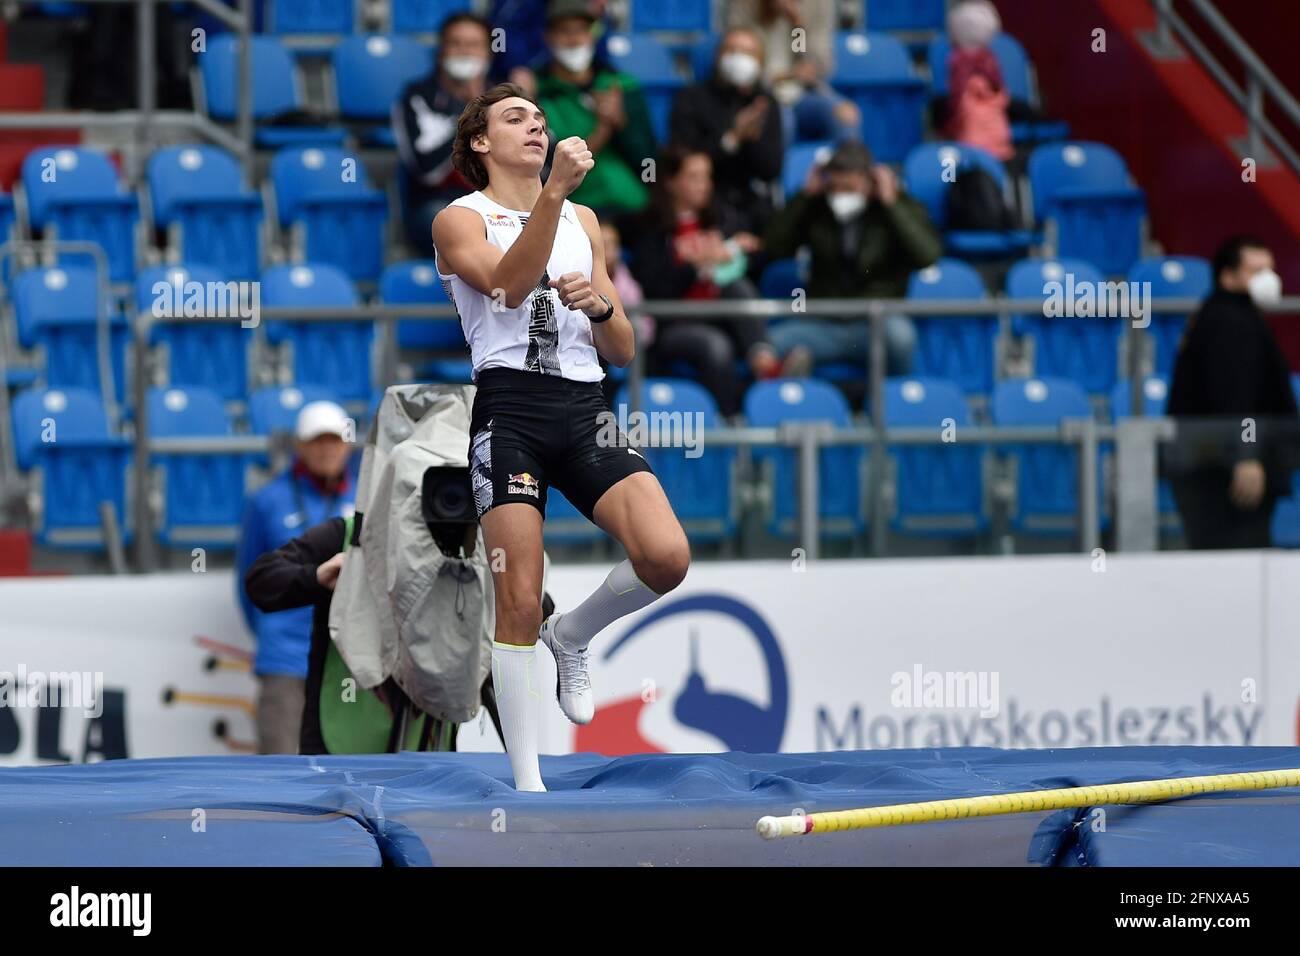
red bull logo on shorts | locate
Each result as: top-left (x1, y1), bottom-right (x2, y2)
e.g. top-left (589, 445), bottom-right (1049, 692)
top-left (507, 472), bottom-right (540, 498)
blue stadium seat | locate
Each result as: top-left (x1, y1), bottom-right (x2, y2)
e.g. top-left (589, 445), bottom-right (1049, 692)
top-left (902, 141), bottom-right (1032, 257)
top-left (0, 192), bottom-right (15, 245)
top-left (1109, 376), bottom-right (1169, 418)
top-left (1006, 257), bottom-right (1119, 396)
top-left (136, 265), bottom-right (251, 402)
top-left (147, 386), bottom-right (246, 548)
top-left (13, 265), bottom-right (129, 404)
top-left (332, 35), bottom-right (431, 145)
top-left (782, 140), bottom-right (834, 200)
top-left (391, 0), bottom-right (472, 35)
top-left (10, 385), bottom-right (132, 549)
top-left (688, 35), bottom-right (718, 82)
top-left (270, 146), bottom-right (388, 282)
top-left (1275, 367), bottom-right (1300, 543)
top-left (743, 378), bottom-right (863, 538)
top-left (758, 257), bottom-right (805, 299)
top-left (249, 384), bottom-right (341, 435)
top-left (20, 145), bottom-right (139, 283)
top-left (10, 385), bottom-right (109, 472)
top-left (1109, 376), bottom-right (1177, 521)
top-left (199, 35), bottom-right (347, 148)
top-left (885, 377), bottom-right (984, 535)
top-left (615, 379), bottom-right (734, 542)
top-left (865, 0), bottom-right (947, 31)
top-left (543, 486), bottom-right (603, 545)
top-left (1029, 142), bottom-right (1146, 276)
top-left (630, 0), bottom-right (711, 32)
top-left (35, 2), bottom-right (84, 16)
top-left (380, 260), bottom-right (460, 347)
top-left (147, 145), bottom-right (264, 280)
top-left (907, 258), bottom-right (996, 395)
top-left (831, 32), bottom-right (925, 163)
top-left (1272, 474), bottom-right (1300, 548)
top-left (604, 33), bottom-right (682, 143)
top-left (991, 376), bottom-right (1097, 534)
top-left (267, 0), bottom-right (355, 37)
top-left (0, 191), bottom-right (13, 322)
top-left (260, 263), bottom-right (372, 400)
top-left (1127, 256), bottom-right (1212, 377)
top-left (379, 260), bottom-right (471, 381)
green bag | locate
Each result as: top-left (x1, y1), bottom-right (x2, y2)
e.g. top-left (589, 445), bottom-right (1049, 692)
top-left (318, 514), bottom-right (453, 753)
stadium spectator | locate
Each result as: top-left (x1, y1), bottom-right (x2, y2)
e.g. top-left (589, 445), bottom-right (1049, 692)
top-left (942, 0), bottom-right (1013, 161)
top-left (726, 0), bottom-right (860, 144)
top-left (487, 0), bottom-right (615, 97)
top-left (760, 140), bottom-right (941, 375)
top-left (1167, 236), bottom-right (1299, 549)
top-left (535, 0), bottom-right (656, 216)
top-left (235, 401), bottom-right (357, 754)
top-left (670, 27), bottom-right (785, 235)
top-left (393, 13), bottom-right (495, 253)
top-left (626, 144), bottom-right (780, 416)
top-left (245, 515), bottom-right (352, 755)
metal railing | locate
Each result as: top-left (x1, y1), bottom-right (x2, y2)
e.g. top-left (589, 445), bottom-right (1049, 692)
top-left (109, 292), bottom-right (1300, 568)
top-left (0, 0), bottom-right (254, 178)
top-left (1150, 0), bottom-right (1300, 177)
top-left (11, 287), bottom-right (1300, 568)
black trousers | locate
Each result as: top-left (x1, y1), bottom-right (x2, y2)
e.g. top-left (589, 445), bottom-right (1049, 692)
top-left (1170, 471), bottom-right (1276, 549)
top-left (650, 278), bottom-right (768, 417)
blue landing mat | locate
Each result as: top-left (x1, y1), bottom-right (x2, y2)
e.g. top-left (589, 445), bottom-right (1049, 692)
top-left (1, 748), bottom-right (1297, 865)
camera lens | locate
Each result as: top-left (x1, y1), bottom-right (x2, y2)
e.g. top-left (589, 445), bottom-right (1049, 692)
top-left (433, 480), bottom-right (469, 519)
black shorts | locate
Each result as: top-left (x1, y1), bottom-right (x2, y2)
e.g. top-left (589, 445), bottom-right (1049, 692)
top-left (468, 367), bottom-right (653, 522)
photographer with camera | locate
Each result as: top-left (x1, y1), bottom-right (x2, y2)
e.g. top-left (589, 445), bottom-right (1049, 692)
top-left (235, 401), bottom-right (357, 754)
top-left (245, 387), bottom-right (561, 757)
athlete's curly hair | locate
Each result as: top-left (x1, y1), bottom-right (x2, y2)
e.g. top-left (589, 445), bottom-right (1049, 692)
top-left (452, 82), bottom-right (547, 190)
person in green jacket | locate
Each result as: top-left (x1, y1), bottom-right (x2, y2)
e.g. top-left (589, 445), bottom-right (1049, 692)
top-left (762, 140), bottom-right (943, 375)
top-left (535, 0), bottom-right (655, 215)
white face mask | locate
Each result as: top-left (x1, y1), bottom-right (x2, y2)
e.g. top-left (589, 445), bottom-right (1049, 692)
top-left (1247, 267), bottom-right (1282, 307)
top-left (827, 191), bottom-right (867, 221)
top-left (554, 43), bottom-right (595, 74)
top-left (442, 56), bottom-right (487, 82)
top-left (718, 52), bottom-right (761, 88)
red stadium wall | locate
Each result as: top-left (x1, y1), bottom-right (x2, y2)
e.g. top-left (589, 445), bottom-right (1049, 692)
top-left (996, 0), bottom-right (1300, 365)
top-left (1181, 1), bottom-right (1300, 154)
top-left (0, 21), bottom-right (80, 190)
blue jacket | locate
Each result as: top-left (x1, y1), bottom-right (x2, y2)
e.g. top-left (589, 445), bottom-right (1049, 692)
top-left (236, 465), bottom-right (356, 677)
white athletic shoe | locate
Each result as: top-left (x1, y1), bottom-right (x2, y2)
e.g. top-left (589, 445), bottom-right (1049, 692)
top-left (538, 613), bottom-right (594, 725)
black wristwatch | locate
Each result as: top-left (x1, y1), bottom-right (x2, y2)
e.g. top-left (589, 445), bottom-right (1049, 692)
top-left (588, 293), bottom-right (615, 323)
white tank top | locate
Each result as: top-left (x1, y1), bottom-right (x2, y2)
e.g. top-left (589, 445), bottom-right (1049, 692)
top-left (435, 190), bottom-right (603, 383)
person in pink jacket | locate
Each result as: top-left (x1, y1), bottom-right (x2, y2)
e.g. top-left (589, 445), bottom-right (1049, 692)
top-left (944, 0), bottom-right (1013, 161)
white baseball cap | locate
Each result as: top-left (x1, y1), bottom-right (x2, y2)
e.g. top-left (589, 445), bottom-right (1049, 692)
top-left (295, 401), bottom-right (352, 442)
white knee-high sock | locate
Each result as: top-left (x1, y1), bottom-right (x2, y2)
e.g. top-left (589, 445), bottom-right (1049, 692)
top-left (555, 559), bottom-right (660, 650)
top-left (491, 641), bottom-right (546, 792)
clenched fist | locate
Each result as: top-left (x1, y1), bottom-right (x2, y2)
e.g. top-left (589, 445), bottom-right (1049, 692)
top-left (546, 136), bottom-right (595, 198)
top-left (549, 271), bottom-right (603, 316)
